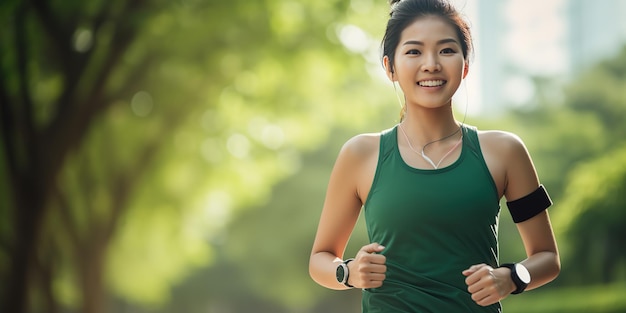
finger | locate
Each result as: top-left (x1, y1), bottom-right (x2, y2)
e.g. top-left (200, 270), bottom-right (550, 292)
top-left (474, 292), bottom-right (499, 307)
top-left (469, 278), bottom-right (497, 300)
top-left (363, 279), bottom-right (384, 289)
top-left (470, 287), bottom-right (489, 302)
top-left (354, 259), bottom-right (386, 277)
top-left (360, 253), bottom-right (386, 265)
top-left (360, 243), bottom-right (385, 254)
top-left (467, 275), bottom-right (492, 294)
top-left (463, 263), bottom-right (487, 274)
top-left (361, 262), bottom-right (387, 274)
top-left (353, 266), bottom-right (387, 288)
top-left (464, 265), bottom-right (491, 286)
top-left (362, 273), bottom-right (386, 282)
top-left (468, 270), bottom-right (505, 303)
top-left (473, 286), bottom-right (501, 307)
top-left (462, 264), bottom-right (484, 277)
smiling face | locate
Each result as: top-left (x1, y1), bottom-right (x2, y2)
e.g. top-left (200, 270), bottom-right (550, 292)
top-left (384, 15), bottom-right (468, 110)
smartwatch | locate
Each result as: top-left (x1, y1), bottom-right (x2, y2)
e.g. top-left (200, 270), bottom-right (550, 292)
top-left (500, 263), bottom-right (531, 294)
top-left (336, 259), bottom-right (354, 288)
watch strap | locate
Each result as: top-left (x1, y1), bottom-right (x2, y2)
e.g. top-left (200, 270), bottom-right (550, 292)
top-left (500, 263), bottom-right (528, 294)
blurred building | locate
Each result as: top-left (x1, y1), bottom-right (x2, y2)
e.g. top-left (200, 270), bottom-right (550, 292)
top-left (568, 0), bottom-right (626, 74)
top-left (472, 0), bottom-right (626, 115)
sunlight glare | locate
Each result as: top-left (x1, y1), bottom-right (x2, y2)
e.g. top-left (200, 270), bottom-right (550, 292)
top-left (131, 91), bottom-right (154, 117)
top-left (203, 190), bottom-right (232, 229)
top-left (338, 24), bottom-right (370, 54)
top-left (227, 133), bottom-right (251, 159)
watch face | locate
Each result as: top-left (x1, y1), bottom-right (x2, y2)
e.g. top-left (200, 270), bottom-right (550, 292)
top-left (515, 263), bottom-right (531, 284)
top-left (336, 264), bottom-right (346, 283)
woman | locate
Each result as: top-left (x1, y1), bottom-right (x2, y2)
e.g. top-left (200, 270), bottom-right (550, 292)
top-left (308, 0), bottom-right (560, 312)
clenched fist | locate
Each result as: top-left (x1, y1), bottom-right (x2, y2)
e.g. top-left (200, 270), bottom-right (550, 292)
top-left (463, 263), bottom-right (516, 306)
top-left (347, 243), bottom-right (387, 288)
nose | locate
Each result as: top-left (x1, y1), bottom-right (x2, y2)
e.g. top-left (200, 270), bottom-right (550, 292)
top-left (421, 53), bottom-right (441, 72)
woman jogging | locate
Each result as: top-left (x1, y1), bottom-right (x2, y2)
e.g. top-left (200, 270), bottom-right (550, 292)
top-left (309, 0), bottom-right (560, 312)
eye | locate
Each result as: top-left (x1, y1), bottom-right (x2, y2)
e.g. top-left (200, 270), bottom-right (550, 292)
top-left (406, 49), bottom-right (421, 55)
top-left (440, 48), bottom-right (457, 54)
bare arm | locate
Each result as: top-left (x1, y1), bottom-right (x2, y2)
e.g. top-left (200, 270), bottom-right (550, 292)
top-left (502, 132), bottom-right (560, 290)
top-left (309, 134), bottom-right (386, 289)
top-left (464, 131), bottom-right (560, 306)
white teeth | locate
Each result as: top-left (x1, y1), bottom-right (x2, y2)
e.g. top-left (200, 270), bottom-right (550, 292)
top-left (418, 80), bottom-right (445, 87)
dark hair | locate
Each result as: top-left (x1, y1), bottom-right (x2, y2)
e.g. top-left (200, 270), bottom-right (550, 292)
top-left (382, 0), bottom-right (473, 74)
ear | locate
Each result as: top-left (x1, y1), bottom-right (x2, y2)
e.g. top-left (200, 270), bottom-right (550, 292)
top-left (383, 55), bottom-right (396, 82)
top-left (462, 62), bottom-right (469, 79)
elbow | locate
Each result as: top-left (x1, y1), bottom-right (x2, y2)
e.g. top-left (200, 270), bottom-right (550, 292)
top-left (308, 258), bottom-right (316, 282)
top-left (527, 250), bottom-right (560, 289)
top-left (543, 251), bottom-right (561, 284)
top-left (309, 251), bottom-right (342, 289)
top-left (551, 253), bottom-right (561, 281)
top-left (308, 253), bottom-right (323, 286)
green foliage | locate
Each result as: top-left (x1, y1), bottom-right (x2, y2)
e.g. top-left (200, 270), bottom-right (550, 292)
top-left (552, 145), bottom-right (626, 284)
top-left (505, 45), bottom-right (626, 286)
top-left (221, 126), bottom-right (373, 311)
top-left (565, 46), bottom-right (626, 136)
top-left (501, 283), bottom-right (626, 313)
top-left (505, 107), bottom-right (607, 199)
top-left (1, 0), bottom-right (395, 312)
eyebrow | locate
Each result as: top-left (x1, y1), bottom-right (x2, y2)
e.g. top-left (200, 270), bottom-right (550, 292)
top-left (402, 38), bottom-right (459, 46)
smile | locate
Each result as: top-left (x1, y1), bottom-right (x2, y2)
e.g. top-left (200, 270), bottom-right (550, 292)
top-left (417, 80), bottom-right (446, 87)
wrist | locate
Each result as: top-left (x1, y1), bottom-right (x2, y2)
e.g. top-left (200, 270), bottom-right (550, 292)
top-left (499, 263), bottom-right (531, 294)
top-left (500, 267), bottom-right (517, 294)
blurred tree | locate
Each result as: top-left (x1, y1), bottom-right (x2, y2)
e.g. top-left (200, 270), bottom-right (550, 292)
top-left (1, 0), bottom-right (162, 311)
top-left (505, 46), bottom-right (626, 199)
top-left (220, 126), bottom-right (373, 312)
top-left (565, 46), bottom-right (626, 136)
top-left (552, 145), bottom-right (626, 284)
top-left (145, 124), bottom-right (388, 313)
top-left (551, 48), bottom-right (626, 284)
top-left (0, 0), bottom-right (386, 312)
top-left (505, 46), bottom-right (626, 285)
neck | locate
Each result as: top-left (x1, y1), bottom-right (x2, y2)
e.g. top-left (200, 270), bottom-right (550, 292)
top-left (400, 109), bottom-right (460, 145)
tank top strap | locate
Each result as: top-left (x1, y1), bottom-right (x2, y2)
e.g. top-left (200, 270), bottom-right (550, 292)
top-left (461, 124), bottom-right (481, 159)
top-left (378, 126), bottom-right (397, 162)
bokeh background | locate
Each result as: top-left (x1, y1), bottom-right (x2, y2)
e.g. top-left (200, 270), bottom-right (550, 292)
top-left (1, 0), bottom-right (625, 312)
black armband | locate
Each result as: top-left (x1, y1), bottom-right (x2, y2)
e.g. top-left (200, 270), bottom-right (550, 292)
top-left (506, 185), bottom-right (552, 223)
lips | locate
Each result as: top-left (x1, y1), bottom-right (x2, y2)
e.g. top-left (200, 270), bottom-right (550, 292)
top-left (417, 80), bottom-right (446, 87)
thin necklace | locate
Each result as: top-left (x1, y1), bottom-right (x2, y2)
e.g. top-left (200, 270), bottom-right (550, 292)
top-left (398, 123), bottom-right (463, 169)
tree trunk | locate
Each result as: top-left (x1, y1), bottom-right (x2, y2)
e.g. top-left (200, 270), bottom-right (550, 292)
top-left (3, 178), bottom-right (47, 313)
top-left (79, 243), bottom-right (108, 313)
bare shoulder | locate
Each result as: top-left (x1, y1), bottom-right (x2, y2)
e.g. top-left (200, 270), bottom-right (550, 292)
top-left (331, 131), bottom-right (381, 180)
top-left (331, 131), bottom-right (382, 204)
top-left (477, 129), bottom-right (528, 156)
top-left (477, 129), bottom-right (540, 200)
top-left (339, 132), bottom-right (381, 161)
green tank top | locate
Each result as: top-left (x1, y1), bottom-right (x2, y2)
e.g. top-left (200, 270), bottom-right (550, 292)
top-left (362, 124), bottom-right (502, 313)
